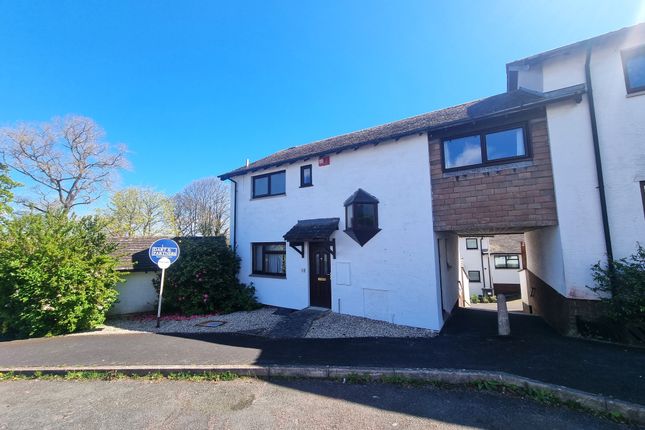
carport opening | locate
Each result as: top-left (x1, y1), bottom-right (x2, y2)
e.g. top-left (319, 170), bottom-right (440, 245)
top-left (436, 231), bottom-right (538, 316)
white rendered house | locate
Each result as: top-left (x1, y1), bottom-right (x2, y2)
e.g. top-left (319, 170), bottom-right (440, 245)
top-left (220, 24), bottom-right (645, 334)
top-left (459, 235), bottom-right (523, 300)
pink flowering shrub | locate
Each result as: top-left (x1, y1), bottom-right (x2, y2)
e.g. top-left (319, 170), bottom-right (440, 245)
top-left (153, 237), bottom-right (258, 315)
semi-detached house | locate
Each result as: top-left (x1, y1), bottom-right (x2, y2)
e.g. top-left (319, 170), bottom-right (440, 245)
top-left (219, 24), bottom-right (645, 334)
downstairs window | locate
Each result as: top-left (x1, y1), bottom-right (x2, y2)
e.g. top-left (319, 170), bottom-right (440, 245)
top-left (252, 242), bottom-right (286, 277)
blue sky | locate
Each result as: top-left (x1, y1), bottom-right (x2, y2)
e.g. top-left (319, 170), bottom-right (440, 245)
top-left (1, 0), bottom-right (643, 202)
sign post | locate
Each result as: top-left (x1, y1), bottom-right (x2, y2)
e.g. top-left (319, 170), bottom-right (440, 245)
top-left (149, 239), bottom-right (180, 328)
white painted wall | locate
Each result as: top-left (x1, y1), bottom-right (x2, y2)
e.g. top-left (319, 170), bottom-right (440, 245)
top-left (516, 63), bottom-right (543, 92)
top-left (233, 134), bottom-right (444, 330)
top-left (110, 271), bottom-right (158, 315)
top-left (586, 38), bottom-right (645, 260)
top-left (488, 256), bottom-right (522, 285)
top-left (516, 28), bottom-right (645, 298)
top-left (438, 232), bottom-right (459, 313)
top-left (459, 237), bottom-right (487, 296)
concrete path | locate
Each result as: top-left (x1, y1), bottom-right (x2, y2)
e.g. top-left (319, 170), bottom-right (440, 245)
top-left (267, 307), bottom-right (330, 338)
top-left (1, 308), bottom-right (643, 405)
top-left (468, 299), bottom-right (524, 312)
top-left (0, 379), bottom-right (629, 429)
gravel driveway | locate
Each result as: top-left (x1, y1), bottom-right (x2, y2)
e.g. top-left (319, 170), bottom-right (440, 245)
top-left (84, 307), bottom-right (437, 339)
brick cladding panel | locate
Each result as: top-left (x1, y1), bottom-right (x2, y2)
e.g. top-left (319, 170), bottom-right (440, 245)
top-left (430, 119), bottom-right (558, 232)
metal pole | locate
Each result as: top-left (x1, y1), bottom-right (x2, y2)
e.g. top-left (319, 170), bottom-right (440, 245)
top-left (156, 268), bottom-right (166, 328)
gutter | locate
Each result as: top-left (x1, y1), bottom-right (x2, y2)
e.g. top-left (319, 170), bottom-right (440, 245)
top-left (228, 178), bottom-right (238, 252)
top-left (585, 47), bottom-right (613, 263)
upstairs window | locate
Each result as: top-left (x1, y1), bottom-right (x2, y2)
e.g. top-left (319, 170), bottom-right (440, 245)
top-left (622, 45), bottom-right (645, 94)
top-left (443, 126), bottom-right (527, 171)
top-left (344, 188), bottom-right (381, 246)
top-left (300, 164), bottom-right (313, 187)
top-left (494, 254), bottom-right (520, 269)
top-left (465, 238), bottom-right (478, 250)
top-left (252, 170), bottom-right (285, 198)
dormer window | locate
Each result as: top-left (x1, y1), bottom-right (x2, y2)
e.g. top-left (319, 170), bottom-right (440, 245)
top-left (344, 188), bottom-right (381, 246)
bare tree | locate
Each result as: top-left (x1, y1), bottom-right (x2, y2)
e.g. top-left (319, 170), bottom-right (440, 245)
top-left (0, 115), bottom-right (128, 212)
top-left (174, 177), bottom-right (229, 237)
top-left (104, 187), bottom-right (175, 237)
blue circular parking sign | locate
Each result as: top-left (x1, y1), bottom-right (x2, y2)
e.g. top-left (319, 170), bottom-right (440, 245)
top-left (149, 238), bottom-right (180, 266)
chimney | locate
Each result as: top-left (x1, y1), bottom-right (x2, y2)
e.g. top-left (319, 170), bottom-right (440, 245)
top-left (245, 159), bottom-right (250, 168)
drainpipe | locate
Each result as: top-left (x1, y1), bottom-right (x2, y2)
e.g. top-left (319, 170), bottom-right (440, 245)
top-left (585, 47), bottom-right (613, 264)
top-left (228, 178), bottom-right (238, 252)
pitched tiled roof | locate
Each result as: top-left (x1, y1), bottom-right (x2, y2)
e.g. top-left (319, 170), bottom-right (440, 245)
top-left (112, 236), bottom-right (227, 271)
top-left (219, 85), bottom-right (585, 180)
top-left (488, 234), bottom-right (523, 254)
top-left (112, 236), bottom-right (163, 272)
top-left (283, 218), bottom-right (340, 242)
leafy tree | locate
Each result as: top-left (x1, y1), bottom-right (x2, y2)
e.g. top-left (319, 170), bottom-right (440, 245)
top-left (173, 177), bottom-right (229, 237)
top-left (154, 237), bottom-right (258, 315)
top-left (591, 244), bottom-right (645, 326)
top-left (0, 163), bottom-right (19, 218)
top-left (0, 211), bottom-right (122, 338)
top-left (105, 187), bottom-right (175, 237)
top-left (0, 115), bottom-right (128, 212)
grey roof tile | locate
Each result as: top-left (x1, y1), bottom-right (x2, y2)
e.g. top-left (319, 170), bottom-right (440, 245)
top-left (283, 218), bottom-right (340, 242)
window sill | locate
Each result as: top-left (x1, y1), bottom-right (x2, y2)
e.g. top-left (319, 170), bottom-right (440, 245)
top-left (250, 193), bottom-right (286, 201)
top-left (299, 184), bottom-right (313, 188)
top-left (441, 159), bottom-right (533, 177)
top-left (250, 273), bottom-right (286, 279)
top-left (626, 89), bottom-right (645, 98)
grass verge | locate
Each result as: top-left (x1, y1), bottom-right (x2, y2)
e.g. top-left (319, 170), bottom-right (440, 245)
top-left (0, 370), bottom-right (240, 382)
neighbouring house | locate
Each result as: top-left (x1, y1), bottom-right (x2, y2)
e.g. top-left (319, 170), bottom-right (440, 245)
top-left (219, 24), bottom-right (645, 334)
top-left (459, 235), bottom-right (524, 301)
top-left (110, 237), bottom-right (161, 315)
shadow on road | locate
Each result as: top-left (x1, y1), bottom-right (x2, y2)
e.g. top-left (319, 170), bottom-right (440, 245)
top-left (162, 308), bottom-right (645, 406)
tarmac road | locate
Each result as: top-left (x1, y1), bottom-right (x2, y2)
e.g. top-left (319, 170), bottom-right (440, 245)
top-left (0, 378), bottom-right (629, 430)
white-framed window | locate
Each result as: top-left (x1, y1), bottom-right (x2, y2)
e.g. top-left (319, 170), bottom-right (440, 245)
top-left (494, 254), bottom-right (520, 269)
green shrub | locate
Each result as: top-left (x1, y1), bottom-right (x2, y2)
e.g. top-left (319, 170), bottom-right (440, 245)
top-left (470, 294), bottom-right (479, 304)
top-left (591, 244), bottom-right (645, 326)
top-left (0, 211), bottom-right (122, 338)
top-left (154, 237), bottom-right (259, 315)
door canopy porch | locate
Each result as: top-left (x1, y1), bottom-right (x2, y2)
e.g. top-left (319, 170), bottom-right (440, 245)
top-left (283, 218), bottom-right (339, 258)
